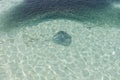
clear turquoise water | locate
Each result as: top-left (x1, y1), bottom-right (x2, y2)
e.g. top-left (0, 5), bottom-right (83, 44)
top-left (0, 0), bottom-right (120, 80)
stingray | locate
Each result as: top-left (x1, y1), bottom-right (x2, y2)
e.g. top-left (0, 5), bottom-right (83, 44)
top-left (53, 31), bottom-right (72, 46)
top-left (2, 0), bottom-right (113, 30)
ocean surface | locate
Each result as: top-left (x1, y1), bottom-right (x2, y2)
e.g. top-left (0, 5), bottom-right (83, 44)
top-left (0, 0), bottom-right (120, 80)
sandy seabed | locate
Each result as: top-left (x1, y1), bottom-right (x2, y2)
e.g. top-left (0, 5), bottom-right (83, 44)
top-left (0, 0), bottom-right (120, 80)
top-left (0, 19), bottom-right (120, 80)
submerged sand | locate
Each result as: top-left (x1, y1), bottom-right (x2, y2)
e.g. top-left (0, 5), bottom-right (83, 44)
top-left (0, 19), bottom-right (120, 80)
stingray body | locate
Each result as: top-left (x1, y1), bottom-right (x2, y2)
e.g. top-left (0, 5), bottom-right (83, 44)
top-left (3, 0), bottom-right (112, 29)
top-left (12, 0), bottom-right (109, 19)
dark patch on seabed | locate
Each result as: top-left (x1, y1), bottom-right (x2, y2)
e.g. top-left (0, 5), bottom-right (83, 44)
top-left (2, 0), bottom-right (120, 30)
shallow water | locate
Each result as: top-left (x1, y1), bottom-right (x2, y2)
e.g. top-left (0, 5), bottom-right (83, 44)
top-left (0, 0), bottom-right (120, 80)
